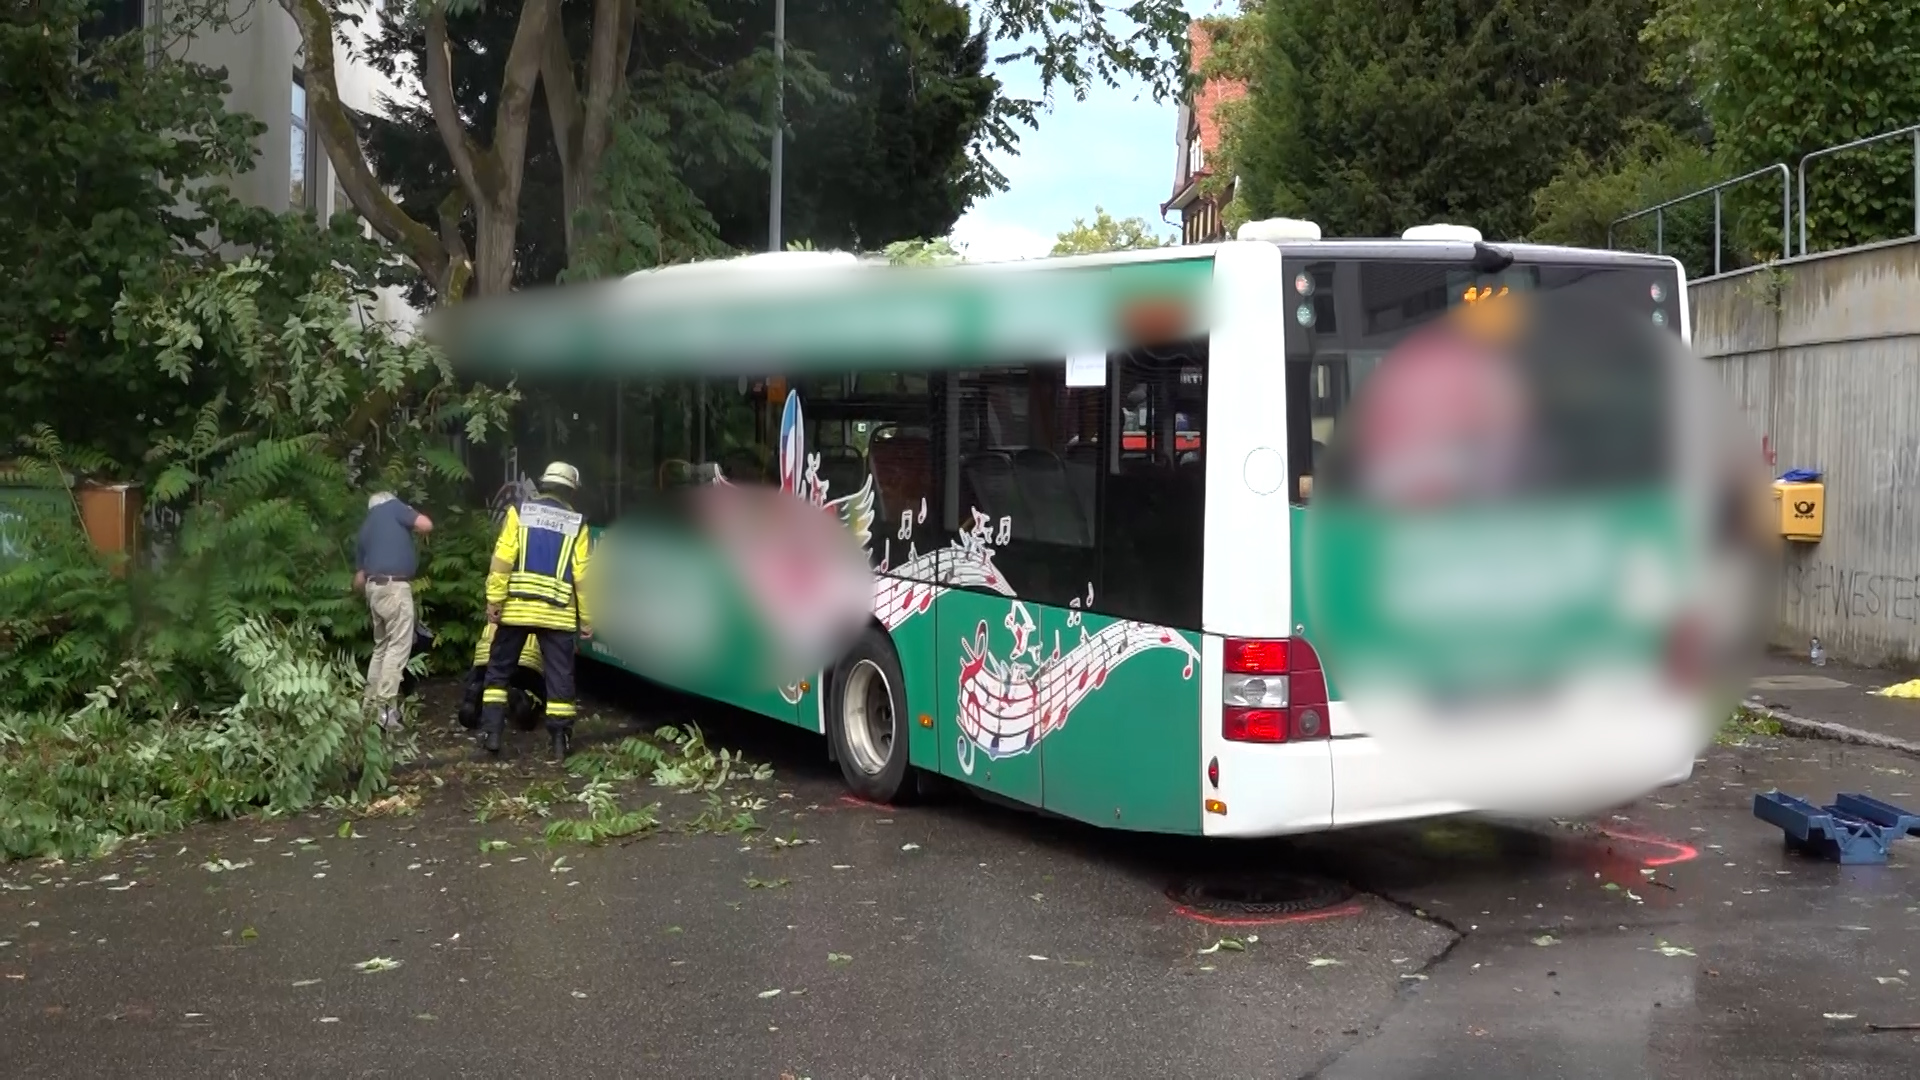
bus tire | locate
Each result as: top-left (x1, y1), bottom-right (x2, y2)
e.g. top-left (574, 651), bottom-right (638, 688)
top-left (828, 628), bottom-right (914, 803)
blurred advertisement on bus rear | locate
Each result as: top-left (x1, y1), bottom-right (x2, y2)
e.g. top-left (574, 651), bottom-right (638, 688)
top-left (1296, 289), bottom-right (1766, 814)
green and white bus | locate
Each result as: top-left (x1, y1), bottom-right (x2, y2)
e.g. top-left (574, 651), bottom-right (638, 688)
top-left (449, 220), bottom-right (1724, 838)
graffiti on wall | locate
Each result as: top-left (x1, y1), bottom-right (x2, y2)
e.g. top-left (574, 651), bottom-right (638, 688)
top-left (1870, 439), bottom-right (1920, 492)
top-left (1785, 562), bottom-right (1920, 624)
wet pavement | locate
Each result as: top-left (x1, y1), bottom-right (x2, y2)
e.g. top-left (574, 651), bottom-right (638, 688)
top-left (1749, 651), bottom-right (1920, 747)
top-left (6, 675), bottom-right (1920, 1078)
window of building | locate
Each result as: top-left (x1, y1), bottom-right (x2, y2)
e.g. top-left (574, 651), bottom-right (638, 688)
top-left (330, 169), bottom-right (353, 226)
top-left (1187, 130), bottom-right (1204, 177)
top-left (291, 73), bottom-right (310, 210)
top-left (81, 0), bottom-right (143, 41)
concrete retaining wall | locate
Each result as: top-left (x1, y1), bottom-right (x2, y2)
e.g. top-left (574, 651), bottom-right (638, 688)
top-left (1692, 239), bottom-right (1920, 666)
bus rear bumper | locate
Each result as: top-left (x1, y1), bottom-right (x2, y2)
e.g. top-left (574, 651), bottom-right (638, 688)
top-left (1324, 681), bottom-right (1712, 830)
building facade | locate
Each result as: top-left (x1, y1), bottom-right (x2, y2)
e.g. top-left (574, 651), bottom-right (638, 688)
top-left (1161, 20), bottom-right (1246, 246)
top-left (95, 0), bottom-right (416, 325)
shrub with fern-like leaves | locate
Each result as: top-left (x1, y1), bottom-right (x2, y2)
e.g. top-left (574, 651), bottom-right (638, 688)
top-left (0, 429), bottom-right (134, 714)
top-left (0, 618), bottom-right (397, 861)
top-left (413, 506), bottom-right (498, 671)
top-left (110, 261), bottom-right (517, 689)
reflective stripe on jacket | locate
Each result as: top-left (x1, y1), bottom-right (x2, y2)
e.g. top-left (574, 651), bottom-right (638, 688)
top-left (473, 619), bottom-right (547, 674)
top-left (485, 495), bottom-right (592, 631)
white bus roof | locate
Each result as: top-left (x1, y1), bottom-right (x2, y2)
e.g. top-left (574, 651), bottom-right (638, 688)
top-left (437, 237), bottom-right (1681, 377)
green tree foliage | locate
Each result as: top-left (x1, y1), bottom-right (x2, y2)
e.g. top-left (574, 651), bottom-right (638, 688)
top-left (1228, 0), bottom-right (1698, 242)
top-left (1531, 122), bottom-right (1725, 270)
top-left (0, 4), bottom-right (518, 859)
top-left (880, 237), bottom-right (962, 265)
top-left (1050, 206), bottom-right (1169, 256)
top-left (0, 0), bottom-right (401, 466)
top-left (298, 0), bottom-right (1187, 298)
top-left (0, 259), bottom-right (512, 860)
top-left (114, 260), bottom-right (513, 665)
top-left (3, 262), bottom-right (513, 710)
top-left (360, 0), bottom-right (998, 291)
top-left (1647, 0), bottom-right (1920, 255)
top-left (685, 0), bottom-right (1000, 260)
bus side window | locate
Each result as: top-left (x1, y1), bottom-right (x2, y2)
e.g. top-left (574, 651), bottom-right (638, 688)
top-left (1101, 342), bottom-right (1207, 629)
top-left (940, 362), bottom-right (1100, 607)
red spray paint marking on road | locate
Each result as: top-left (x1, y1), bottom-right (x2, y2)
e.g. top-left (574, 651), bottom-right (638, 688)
top-left (1593, 827), bottom-right (1700, 867)
top-left (1171, 900), bottom-right (1366, 928)
top-left (828, 794), bottom-right (889, 812)
top-left (1554, 827), bottom-right (1700, 909)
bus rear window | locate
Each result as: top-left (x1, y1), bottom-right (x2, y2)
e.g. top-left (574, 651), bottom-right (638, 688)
top-left (1285, 259), bottom-right (1683, 506)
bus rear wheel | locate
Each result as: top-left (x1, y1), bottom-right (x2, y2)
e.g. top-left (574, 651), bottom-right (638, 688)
top-left (829, 629), bottom-right (913, 803)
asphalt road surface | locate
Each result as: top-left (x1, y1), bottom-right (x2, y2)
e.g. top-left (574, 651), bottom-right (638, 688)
top-left (5, 677), bottom-right (1920, 1079)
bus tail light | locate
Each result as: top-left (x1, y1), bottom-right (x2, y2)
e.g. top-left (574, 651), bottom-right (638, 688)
top-left (1222, 636), bottom-right (1331, 743)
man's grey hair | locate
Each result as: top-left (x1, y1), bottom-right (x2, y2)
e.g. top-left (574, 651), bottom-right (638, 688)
top-left (368, 492), bottom-right (397, 509)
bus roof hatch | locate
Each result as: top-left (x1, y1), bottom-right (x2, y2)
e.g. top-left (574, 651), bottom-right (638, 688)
top-left (1238, 217), bottom-right (1324, 243)
top-left (1402, 223), bottom-right (1483, 242)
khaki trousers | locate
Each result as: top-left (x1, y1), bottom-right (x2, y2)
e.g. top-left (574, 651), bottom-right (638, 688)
top-left (365, 580), bottom-right (416, 709)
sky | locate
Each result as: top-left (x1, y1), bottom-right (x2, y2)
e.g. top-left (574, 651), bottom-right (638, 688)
top-left (948, 3), bottom-right (1225, 262)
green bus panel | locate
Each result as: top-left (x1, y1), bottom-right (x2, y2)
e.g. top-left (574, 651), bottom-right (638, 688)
top-left (1037, 606), bottom-right (1205, 835)
top-left (883, 605), bottom-right (945, 772)
top-left (582, 634), bottom-right (802, 727)
top-left (936, 589), bottom-right (1044, 806)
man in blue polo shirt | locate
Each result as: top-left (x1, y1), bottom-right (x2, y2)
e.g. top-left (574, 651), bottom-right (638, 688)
top-left (354, 492), bottom-right (433, 730)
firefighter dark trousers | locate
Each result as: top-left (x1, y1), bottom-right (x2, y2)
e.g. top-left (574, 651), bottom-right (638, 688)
top-left (480, 624), bottom-right (577, 736)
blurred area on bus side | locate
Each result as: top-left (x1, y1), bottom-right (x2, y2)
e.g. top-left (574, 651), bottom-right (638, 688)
top-left (427, 254), bottom-right (1211, 376)
top-left (582, 483), bottom-right (874, 697)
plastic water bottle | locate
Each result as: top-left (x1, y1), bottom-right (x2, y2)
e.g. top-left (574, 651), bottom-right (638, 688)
top-left (1811, 637), bottom-right (1827, 667)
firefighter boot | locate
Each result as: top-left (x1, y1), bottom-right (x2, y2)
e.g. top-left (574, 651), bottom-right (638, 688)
top-left (548, 727), bottom-right (571, 763)
top-left (477, 704), bottom-right (506, 754)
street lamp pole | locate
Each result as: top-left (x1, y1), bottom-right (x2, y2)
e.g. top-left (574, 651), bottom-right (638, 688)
top-left (767, 0), bottom-right (785, 252)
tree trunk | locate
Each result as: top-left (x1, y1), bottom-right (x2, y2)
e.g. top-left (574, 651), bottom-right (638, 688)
top-left (422, 0), bottom-right (555, 296)
top-left (282, 0), bottom-right (467, 300)
top-left (472, 199), bottom-right (521, 298)
top-left (542, 0), bottom-right (637, 266)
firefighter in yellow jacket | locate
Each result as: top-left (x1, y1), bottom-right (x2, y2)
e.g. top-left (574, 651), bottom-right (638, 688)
top-left (479, 462), bottom-right (593, 760)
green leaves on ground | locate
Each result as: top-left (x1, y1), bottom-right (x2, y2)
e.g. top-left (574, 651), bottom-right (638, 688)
top-left (540, 780), bottom-right (660, 846)
top-left (566, 724), bottom-right (773, 791)
top-left (3, 620), bottom-right (399, 861)
top-left (1716, 707), bottom-right (1782, 746)
top-left (472, 781), bottom-right (570, 824)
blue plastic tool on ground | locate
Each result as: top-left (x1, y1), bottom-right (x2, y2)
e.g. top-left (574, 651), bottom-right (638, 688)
top-left (1753, 791), bottom-right (1920, 864)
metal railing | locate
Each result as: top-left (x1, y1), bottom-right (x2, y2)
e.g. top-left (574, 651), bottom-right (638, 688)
top-left (1798, 122), bottom-right (1920, 257)
top-left (1607, 164), bottom-right (1792, 277)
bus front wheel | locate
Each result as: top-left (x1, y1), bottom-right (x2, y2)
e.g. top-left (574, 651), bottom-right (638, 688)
top-left (829, 629), bottom-right (913, 803)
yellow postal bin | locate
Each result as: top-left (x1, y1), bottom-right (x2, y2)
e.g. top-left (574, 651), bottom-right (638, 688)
top-left (1773, 480), bottom-right (1824, 542)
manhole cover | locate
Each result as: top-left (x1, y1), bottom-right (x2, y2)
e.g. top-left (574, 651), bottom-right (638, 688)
top-left (1167, 874), bottom-right (1355, 917)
